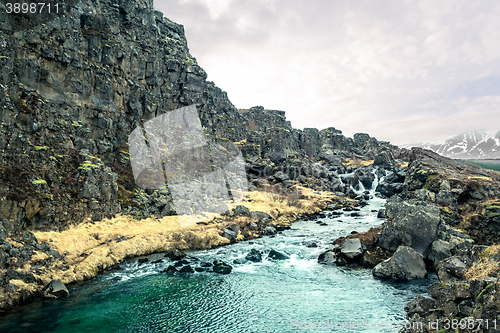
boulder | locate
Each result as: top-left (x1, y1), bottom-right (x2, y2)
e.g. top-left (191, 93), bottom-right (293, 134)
top-left (426, 239), bottom-right (451, 267)
top-left (0, 250), bottom-right (10, 269)
top-left (248, 222), bottom-right (259, 231)
top-left (404, 296), bottom-right (437, 317)
top-left (317, 250), bottom-right (336, 265)
top-left (373, 151), bottom-right (394, 167)
top-left (377, 209), bottom-right (385, 218)
top-left (372, 246), bottom-right (427, 280)
top-left (222, 229), bottom-right (237, 243)
top-left (435, 256), bottom-right (468, 283)
top-left (436, 189), bottom-right (453, 205)
top-left (262, 226), bottom-right (277, 235)
top-left (233, 258), bottom-right (247, 265)
top-left (245, 249), bottom-right (262, 262)
top-left (234, 205), bottom-right (251, 216)
top-left (164, 249), bottom-right (187, 261)
top-left (378, 197), bottom-right (441, 254)
top-left (375, 181), bottom-right (396, 197)
top-left (340, 238), bottom-right (363, 260)
top-left (249, 211), bottom-right (270, 221)
top-left (303, 240), bottom-right (318, 248)
top-left (178, 265), bottom-right (194, 274)
top-left (213, 260), bottom-right (232, 274)
top-left (268, 249), bottom-right (290, 260)
top-left (22, 231), bottom-right (37, 245)
top-left (360, 250), bottom-right (387, 268)
top-left (42, 280), bottom-right (69, 298)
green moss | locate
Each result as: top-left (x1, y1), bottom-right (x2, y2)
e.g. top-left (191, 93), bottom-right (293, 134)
top-left (423, 184), bottom-right (431, 190)
top-left (72, 121), bottom-right (82, 127)
top-left (441, 208), bottom-right (452, 214)
top-left (486, 205), bottom-right (500, 210)
top-left (489, 213), bottom-right (499, 218)
top-left (472, 304), bottom-right (481, 316)
top-left (32, 179), bottom-right (47, 185)
top-left (438, 329), bottom-right (448, 333)
top-left (78, 161), bottom-right (99, 170)
top-left (417, 170), bottom-right (428, 174)
top-left (49, 156), bottom-right (57, 161)
top-left (34, 146), bottom-right (49, 151)
top-left (477, 283), bottom-right (493, 301)
top-left (440, 282), bottom-right (450, 286)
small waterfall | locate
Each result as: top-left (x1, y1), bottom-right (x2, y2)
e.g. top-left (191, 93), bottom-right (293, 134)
top-left (371, 168), bottom-right (380, 191)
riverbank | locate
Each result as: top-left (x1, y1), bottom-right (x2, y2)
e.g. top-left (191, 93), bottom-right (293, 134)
top-left (0, 186), bottom-right (353, 311)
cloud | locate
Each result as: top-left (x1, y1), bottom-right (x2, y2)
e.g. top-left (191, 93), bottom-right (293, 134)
top-left (154, 0), bottom-right (500, 145)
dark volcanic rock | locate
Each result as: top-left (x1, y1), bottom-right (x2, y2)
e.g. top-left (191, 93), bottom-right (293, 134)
top-left (245, 249), bottom-right (262, 262)
top-left (262, 226), bottom-right (277, 235)
top-left (340, 238), bottom-right (363, 260)
top-left (426, 239), bottom-right (452, 268)
top-left (373, 246), bottom-right (427, 280)
top-left (378, 197), bottom-right (441, 255)
top-left (435, 256), bottom-right (468, 283)
top-left (268, 249), bottom-right (290, 260)
top-left (318, 250), bottom-right (336, 265)
top-left (178, 265), bottom-right (195, 274)
top-left (164, 249), bottom-right (187, 261)
top-left (222, 229), bottom-right (237, 243)
top-left (213, 260), bottom-right (232, 274)
top-left (42, 280), bottom-right (69, 298)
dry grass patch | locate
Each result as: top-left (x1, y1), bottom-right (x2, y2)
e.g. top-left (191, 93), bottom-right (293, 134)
top-left (343, 159), bottom-right (374, 167)
top-left (31, 187), bottom-right (337, 286)
top-left (395, 162), bottom-right (409, 168)
top-left (465, 245), bottom-right (500, 281)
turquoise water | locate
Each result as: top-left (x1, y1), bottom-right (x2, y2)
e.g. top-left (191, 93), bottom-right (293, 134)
top-left (0, 195), bottom-right (435, 333)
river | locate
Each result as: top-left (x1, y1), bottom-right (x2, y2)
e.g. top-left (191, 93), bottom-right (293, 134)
top-left (0, 179), bottom-right (436, 333)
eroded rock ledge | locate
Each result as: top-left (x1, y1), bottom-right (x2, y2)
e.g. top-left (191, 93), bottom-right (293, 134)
top-left (322, 155), bottom-right (500, 332)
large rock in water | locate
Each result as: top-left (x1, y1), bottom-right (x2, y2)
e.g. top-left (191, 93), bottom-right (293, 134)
top-left (213, 260), bottom-right (232, 274)
top-left (245, 249), bottom-right (262, 262)
top-left (340, 238), bottom-right (363, 260)
top-left (378, 197), bottom-right (441, 255)
top-left (268, 249), bottom-right (290, 260)
top-left (373, 246), bottom-right (427, 280)
top-left (42, 280), bottom-right (69, 298)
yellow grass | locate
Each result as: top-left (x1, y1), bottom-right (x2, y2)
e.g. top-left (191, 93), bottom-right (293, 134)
top-left (465, 245), bottom-right (500, 281)
top-left (467, 176), bottom-right (491, 181)
top-left (26, 187), bottom-right (338, 287)
top-left (343, 159), bottom-right (374, 167)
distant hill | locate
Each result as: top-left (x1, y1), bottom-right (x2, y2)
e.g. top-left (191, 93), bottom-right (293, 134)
top-left (401, 130), bottom-right (500, 159)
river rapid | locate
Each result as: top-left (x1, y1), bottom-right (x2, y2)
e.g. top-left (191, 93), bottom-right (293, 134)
top-left (0, 178), bottom-right (436, 333)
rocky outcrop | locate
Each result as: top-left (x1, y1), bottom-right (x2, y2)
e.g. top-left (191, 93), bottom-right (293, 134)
top-left (378, 197), bottom-right (442, 254)
top-left (372, 246), bottom-right (427, 280)
top-left (401, 245), bottom-right (500, 333)
top-left (0, 0), bottom-right (398, 236)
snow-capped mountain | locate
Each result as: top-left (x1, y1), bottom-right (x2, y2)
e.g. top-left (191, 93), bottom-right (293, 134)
top-left (401, 130), bottom-right (500, 159)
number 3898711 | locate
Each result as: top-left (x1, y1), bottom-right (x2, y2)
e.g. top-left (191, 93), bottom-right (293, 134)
top-left (5, 3), bottom-right (59, 14)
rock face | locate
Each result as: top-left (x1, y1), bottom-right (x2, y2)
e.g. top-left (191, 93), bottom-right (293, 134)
top-left (0, 0), bottom-right (395, 233)
top-left (372, 246), bottom-right (427, 280)
top-left (378, 197), bottom-right (441, 254)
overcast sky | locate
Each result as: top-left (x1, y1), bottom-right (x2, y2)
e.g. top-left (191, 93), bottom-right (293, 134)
top-left (154, 0), bottom-right (500, 145)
